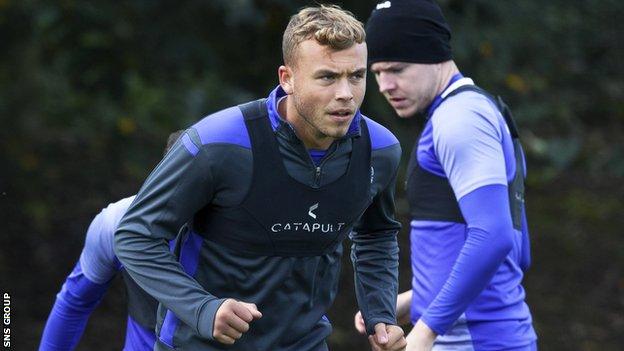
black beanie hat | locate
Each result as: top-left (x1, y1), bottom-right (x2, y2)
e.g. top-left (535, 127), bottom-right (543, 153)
top-left (366, 0), bottom-right (452, 64)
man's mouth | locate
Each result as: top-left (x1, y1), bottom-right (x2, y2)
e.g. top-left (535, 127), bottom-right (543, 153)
top-left (388, 97), bottom-right (409, 109)
top-left (328, 109), bottom-right (354, 120)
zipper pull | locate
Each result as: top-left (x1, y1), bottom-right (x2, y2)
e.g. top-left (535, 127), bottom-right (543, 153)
top-left (315, 166), bottom-right (321, 185)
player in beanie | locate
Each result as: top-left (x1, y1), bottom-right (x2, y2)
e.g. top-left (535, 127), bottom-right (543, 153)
top-left (354, 1), bottom-right (538, 350)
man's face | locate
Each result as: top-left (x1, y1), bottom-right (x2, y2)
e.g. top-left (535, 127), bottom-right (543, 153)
top-left (370, 61), bottom-right (440, 118)
top-left (279, 40), bottom-right (367, 147)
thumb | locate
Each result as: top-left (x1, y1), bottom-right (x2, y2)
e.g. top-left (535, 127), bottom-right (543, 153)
top-left (354, 311), bottom-right (366, 335)
top-left (374, 323), bottom-right (388, 344)
top-left (240, 302), bottom-right (263, 319)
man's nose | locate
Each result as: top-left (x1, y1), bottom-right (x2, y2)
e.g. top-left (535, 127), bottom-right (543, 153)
top-left (335, 79), bottom-right (354, 101)
top-left (377, 73), bottom-right (397, 94)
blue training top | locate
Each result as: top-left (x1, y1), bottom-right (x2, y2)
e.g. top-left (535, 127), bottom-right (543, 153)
top-left (409, 75), bottom-right (537, 350)
top-left (39, 196), bottom-right (158, 351)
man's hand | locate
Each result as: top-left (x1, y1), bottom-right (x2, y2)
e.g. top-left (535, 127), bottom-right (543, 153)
top-left (354, 311), bottom-right (366, 335)
top-left (213, 299), bottom-right (262, 345)
top-left (354, 290), bottom-right (413, 335)
top-left (405, 319), bottom-right (436, 351)
top-left (368, 323), bottom-right (407, 351)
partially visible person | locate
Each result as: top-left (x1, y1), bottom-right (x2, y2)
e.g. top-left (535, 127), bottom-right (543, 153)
top-left (355, 1), bottom-right (537, 350)
top-left (38, 131), bottom-right (185, 351)
top-left (114, 4), bottom-right (405, 351)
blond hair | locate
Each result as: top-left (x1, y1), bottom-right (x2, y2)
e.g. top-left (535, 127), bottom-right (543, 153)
top-left (282, 4), bottom-right (365, 65)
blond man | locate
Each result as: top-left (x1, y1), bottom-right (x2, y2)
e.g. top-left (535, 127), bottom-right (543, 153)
top-left (115, 5), bottom-right (406, 350)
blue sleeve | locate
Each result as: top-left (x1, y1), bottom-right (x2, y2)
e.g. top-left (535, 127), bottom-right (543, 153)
top-left (39, 262), bottom-right (111, 351)
top-left (420, 184), bottom-right (514, 334)
top-left (431, 93), bottom-right (507, 200)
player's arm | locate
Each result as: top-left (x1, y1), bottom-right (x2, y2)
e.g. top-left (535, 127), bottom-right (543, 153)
top-left (38, 263), bottom-right (111, 351)
top-left (350, 134), bottom-right (403, 350)
top-left (114, 129), bottom-right (228, 341)
top-left (418, 97), bottom-right (515, 335)
top-left (39, 207), bottom-right (119, 351)
top-left (396, 290), bottom-right (412, 325)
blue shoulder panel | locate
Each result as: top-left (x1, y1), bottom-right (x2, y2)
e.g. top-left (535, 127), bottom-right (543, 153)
top-left (363, 116), bottom-right (399, 150)
top-left (191, 106), bottom-right (251, 149)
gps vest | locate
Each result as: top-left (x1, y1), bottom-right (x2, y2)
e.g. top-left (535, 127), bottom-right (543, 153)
top-left (194, 99), bottom-right (373, 256)
top-left (407, 85), bottom-right (525, 229)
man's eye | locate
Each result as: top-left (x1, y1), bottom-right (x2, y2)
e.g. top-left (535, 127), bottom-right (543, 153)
top-left (351, 73), bottom-right (365, 80)
top-left (320, 75), bottom-right (335, 81)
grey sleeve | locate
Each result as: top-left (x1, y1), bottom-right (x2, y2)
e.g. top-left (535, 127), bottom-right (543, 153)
top-left (351, 143), bottom-right (402, 335)
top-left (114, 131), bottom-right (226, 340)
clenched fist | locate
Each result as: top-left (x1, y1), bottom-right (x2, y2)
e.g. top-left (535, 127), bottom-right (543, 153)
top-left (213, 299), bottom-right (262, 345)
top-left (368, 323), bottom-right (407, 351)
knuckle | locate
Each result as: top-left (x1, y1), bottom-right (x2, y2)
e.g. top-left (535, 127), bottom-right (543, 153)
top-left (214, 320), bottom-right (226, 331)
top-left (243, 314), bottom-right (253, 322)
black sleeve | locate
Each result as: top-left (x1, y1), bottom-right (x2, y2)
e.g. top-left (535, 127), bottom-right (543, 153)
top-left (114, 130), bottom-right (226, 340)
top-left (351, 143), bottom-right (402, 335)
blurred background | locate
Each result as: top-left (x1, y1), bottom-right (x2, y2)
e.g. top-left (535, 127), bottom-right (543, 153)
top-left (1, 0), bottom-right (623, 350)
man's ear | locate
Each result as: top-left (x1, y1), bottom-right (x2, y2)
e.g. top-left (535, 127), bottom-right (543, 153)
top-left (278, 65), bottom-right (294, 95)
